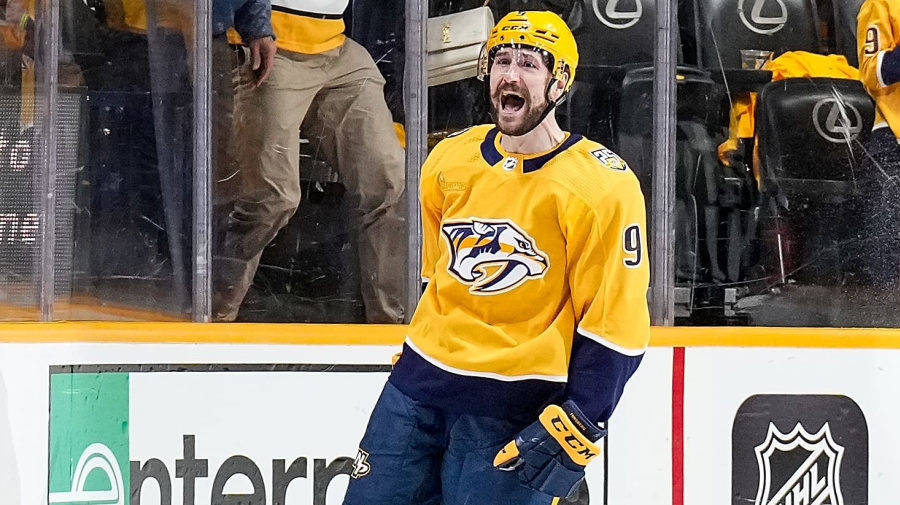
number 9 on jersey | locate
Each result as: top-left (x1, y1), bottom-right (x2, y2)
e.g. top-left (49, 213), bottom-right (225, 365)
top-left (623, 224), bottom-right (643, 268)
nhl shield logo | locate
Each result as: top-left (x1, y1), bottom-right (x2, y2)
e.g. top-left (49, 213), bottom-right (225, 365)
top-left (733, 395), bottom-right (867, 505)
top-left (502, 156), bottom-right (519, 172)
top-left (754, 422), bottom-right (844, 505)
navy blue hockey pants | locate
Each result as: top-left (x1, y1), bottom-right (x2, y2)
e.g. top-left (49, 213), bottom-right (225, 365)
top-left (342, 381), bottom-right (558, 505)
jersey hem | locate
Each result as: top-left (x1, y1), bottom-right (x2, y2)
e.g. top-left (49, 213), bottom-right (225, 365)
top-left (403, 337), bottom-right (568, 382)
top-left (390, 342), bottom-right (567, 418)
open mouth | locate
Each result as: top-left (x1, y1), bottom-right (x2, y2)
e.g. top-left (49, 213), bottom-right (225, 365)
top-left (501, 91), bottom-right (526, 113)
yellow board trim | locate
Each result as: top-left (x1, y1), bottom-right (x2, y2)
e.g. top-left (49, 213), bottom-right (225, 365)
top-left (650, 326), bottom-right (900, 349)
top-left (0, 322), bottom-right (405, 345)
top-left (0, 323), bottom-right (900, 348)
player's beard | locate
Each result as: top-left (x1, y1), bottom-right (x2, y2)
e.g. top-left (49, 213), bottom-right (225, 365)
top-left (490, 84), bottom-right (546, 137)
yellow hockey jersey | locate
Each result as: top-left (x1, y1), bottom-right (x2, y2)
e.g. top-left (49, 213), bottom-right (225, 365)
top-left (271, 0), bottom-right (346, 53)
top-left (859, 0), bottom-right (900, 138)
top-left (390, 125), bottom-right (650, 423)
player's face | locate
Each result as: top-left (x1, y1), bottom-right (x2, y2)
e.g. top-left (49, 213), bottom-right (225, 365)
top-left (489, 47), bottom-right (553, 136)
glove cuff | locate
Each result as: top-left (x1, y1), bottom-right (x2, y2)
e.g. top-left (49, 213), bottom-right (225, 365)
top-left (538, 403), bottom-right (603, 467)
top-left (561, 400), bottom-right (606, 442)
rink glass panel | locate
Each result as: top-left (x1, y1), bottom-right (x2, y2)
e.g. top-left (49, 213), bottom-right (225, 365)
top-left (209, 1), bottom-right (410, 323)
top-left (12, 0), bottom-right (900, 328)
top-left (35, 0), bottom-right (199, 320)
top-left (0, 2), bottom-right (51, 320)
top-left (672, 0), bottom-right (894, 327)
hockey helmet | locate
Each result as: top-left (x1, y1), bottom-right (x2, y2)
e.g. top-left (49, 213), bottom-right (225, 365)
top-left (478, 10), bottom-right (579, 92)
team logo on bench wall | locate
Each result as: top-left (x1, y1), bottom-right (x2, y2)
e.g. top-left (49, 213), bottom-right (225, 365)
top-left (813, 98), bottom-right (864, 144)
top-left (732, 395), bottom-right (868, 505)
top-left (592, 0), bottom-right (642, 30)
top-left (739, 0), bottom-right (788, 35)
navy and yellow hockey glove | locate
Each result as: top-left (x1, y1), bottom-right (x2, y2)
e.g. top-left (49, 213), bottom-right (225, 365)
top-left (493, 400), bottom-right (606, 498)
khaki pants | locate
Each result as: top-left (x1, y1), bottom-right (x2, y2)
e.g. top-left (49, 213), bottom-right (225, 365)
top-left (212, 36), bottom-right (241, 207)
top-left (213, 38), bottom-right (407, 323)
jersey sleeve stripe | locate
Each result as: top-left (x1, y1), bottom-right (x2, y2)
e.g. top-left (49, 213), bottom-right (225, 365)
top-left (576, 326), bottom-right (646, 357)
top-left (878, 50), bottom-right (888, 88)
top-left (271, 5), bottom-right (343, 18)
top-left (271, 0), bottom-right (347, 16)
top-left (404, 337), bottom-right (569, 382)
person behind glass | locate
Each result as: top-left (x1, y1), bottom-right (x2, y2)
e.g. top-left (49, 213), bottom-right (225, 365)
top-left (343, 11), bottom-right (649, 505)
top-left (858, 0), bottom-right (900, 288)
top-left (213, 0), bottom-right (407, 324)
top-left (211, 0), bottom-right (275, 240)
top-left (86, 1), bottom-right (193, 290)
top-left (84, 1), bottom-right (271, 302)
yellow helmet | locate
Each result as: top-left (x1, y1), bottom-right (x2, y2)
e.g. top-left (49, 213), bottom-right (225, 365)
top-left (478, 11), bottom-right (579, 91)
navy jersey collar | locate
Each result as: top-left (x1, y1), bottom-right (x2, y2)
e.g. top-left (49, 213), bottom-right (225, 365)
top-left (479, 127), bottom-right (583, 173)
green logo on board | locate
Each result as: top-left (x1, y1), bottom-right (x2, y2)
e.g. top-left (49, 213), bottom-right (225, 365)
top-left (48, 373), bottom-right (129, 505)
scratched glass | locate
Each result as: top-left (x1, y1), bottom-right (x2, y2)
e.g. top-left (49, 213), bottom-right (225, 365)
top-left (210, 1), bottom-right (410, 323)
top-left (0, 1), bottom-right (56, 320)
top-left (47, 0), bottom-right (197, 321)
top-left (673, 0), bottom-right (896, 328)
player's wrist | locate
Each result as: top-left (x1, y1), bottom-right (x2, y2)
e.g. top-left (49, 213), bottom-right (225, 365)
top-left (560, 400), bottom-right (606, 442)
top-left (881, 45), bottom-right (900, 86)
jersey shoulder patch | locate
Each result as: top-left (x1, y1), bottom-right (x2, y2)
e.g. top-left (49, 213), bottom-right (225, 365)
top-left (589, 147), bottom-right (629, 172)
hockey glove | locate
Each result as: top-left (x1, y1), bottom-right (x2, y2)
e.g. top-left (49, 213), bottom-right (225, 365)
top-left (493, 400), bottom-right (606, 498)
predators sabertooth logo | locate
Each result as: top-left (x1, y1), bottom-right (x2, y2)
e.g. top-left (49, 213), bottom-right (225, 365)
top-left (754, 422), bottom-right (844, 505)
top-left (442, 218), bottom-right (549, 295)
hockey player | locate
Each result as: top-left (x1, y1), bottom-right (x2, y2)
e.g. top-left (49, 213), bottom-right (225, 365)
top-left (858, 0), bottom-right (900, 288)
top-left (343, 11), bottom-right (649, 505)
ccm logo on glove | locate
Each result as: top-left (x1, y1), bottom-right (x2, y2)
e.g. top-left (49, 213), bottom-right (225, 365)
top-left (494, 404), bottom-right (601, 469)
top-left (543, 406), bottom-right (600, 464)
top-left (492, 401), bottom-right (605, 498)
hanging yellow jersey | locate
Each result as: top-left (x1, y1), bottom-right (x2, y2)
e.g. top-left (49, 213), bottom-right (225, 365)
top-left (766, 51), bottom-right (858, 81)
top-left (102, 0), bottom-right (186, 33)
top-left (859, 0), bottom-right (900, 138)
top-left (390, 125), bottom-right (650, 423)
top-left (718, 51), bottom-right (861, 178)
